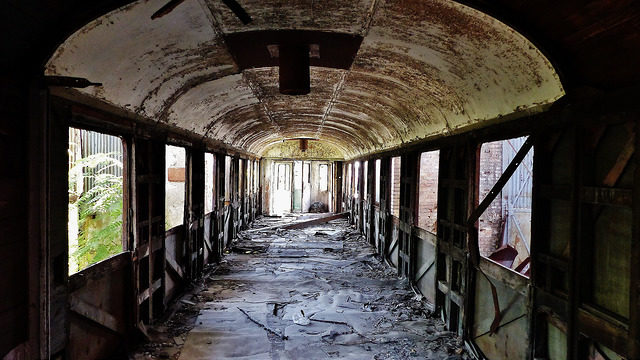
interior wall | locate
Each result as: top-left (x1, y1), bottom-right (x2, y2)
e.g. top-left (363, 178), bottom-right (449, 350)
top-left (340, 88), bottom-right (640, 360)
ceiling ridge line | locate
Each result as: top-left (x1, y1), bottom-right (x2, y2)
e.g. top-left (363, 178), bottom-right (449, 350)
top-left (196, 0), bottom-right (243, 73)
top-left (241, 71), bottom-right (283, 134)
top-left (360, 0), bottom-right (381, 37)
top-left (313, 69), bottom-right (348, 140)
top-left (315, 0), bottom-right (380, 141)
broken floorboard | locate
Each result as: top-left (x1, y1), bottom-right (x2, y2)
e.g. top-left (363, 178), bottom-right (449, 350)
top-left (145, 217), bottom-right (467, 359)
top-left (245, 212), bottom-right (349, 233)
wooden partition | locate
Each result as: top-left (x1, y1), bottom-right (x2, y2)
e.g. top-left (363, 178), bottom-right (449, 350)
top-left (68, 253), bottom-right (132, 359)
top-left (132, 138), bottom-right (166, 327)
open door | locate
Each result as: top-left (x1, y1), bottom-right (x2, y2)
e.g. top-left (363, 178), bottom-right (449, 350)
top-left (302, 161), bottom-right (311, 212)
top-left (272, 162), bottom-right (293, 214)
top-left (293, 161), bottom-right (302, 212)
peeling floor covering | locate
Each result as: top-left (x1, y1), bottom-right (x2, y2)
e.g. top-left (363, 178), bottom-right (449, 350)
top-left (133, 216), bottom-right (466, 359)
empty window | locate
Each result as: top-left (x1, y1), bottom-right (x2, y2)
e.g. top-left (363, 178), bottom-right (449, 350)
top-left (417, 151), bottom-right (439, 234)
top-left (363, 161), bottom-right (368, 199)
top-left (205, 152), bottom-right (215, 214)
top-left (254, 161), bottom-right (259, 192)
top-left (319, 164), bottom-right (328, 191)
top-left (238, 159), bottom-right (244, 196)
top-left (225, 156), bottom-right (231, 202)
top-left (354, 161), bottom-right (361, 198)
top-left (277, 163), bottom-right (291, 191)
top-left (346, 163), bottom-right (352, 198)
top-left (166, 145), bottom-right (186, 230)
top-left (390, 157), bottom-right (401, 217)
top-left (68, 127), bottom-right (124, 274)
top-left (478, 136), bottom-right (532, 276)
top-left (246, 159), bottom-right (251, 195)
top-left (375, 159), bottom-right (381, 203)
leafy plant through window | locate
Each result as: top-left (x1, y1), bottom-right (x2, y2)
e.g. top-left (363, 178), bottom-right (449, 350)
top-left (68, 128), bottom-right (124, 274)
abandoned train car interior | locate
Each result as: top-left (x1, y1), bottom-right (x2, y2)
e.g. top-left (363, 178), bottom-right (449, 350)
top-left (2, 0), bottom-right (640, 359)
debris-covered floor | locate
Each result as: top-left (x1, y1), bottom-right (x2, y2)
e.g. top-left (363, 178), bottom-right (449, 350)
top-left (132, 215), bottom-right (466, 359)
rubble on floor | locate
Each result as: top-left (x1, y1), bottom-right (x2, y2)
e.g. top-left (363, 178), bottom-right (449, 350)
top-left (131, 215), bottom-right (466, 359)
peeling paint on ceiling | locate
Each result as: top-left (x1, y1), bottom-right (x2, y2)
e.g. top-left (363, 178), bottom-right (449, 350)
top-left (45, 0), bottom-right (564, 159)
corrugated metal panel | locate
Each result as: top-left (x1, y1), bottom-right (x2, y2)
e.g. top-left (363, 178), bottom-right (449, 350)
top-left (71, 128), bottom-right (123, 192)
top-left (501, 136), bottom-right (533, 252)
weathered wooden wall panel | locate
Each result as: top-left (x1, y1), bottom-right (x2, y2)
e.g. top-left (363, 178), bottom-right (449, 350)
top-left (165, 226), bottom-right (185, 303)
top-left (204, 213), bottom-right (212, 264)
top-left (414, 229), bottom-right (437, 306)
top-left (68, 252), bottom-right (132, 360)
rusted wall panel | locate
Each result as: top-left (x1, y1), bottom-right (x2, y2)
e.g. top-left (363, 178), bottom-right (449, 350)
top-left (472, 261), bottom-right (530, 360)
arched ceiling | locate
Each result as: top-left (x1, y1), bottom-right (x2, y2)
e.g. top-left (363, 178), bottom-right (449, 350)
top-left (45, 0), bottom-right (564, 159)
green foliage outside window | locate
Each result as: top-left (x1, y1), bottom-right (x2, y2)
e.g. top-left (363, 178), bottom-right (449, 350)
top-left (69, 153), bottom-right (123, 270)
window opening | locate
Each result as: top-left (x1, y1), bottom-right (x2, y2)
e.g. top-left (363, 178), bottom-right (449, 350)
top-left (417, 151), bottom-right (439, 234)
top-left (375, 159), bottom-right (381, 203)
top-left (319, 164), bottom-right (328, 192)
top-left (390, 156), bottom-right (401, 217)
top-left (346, 163), bottom-right (352, 198)
top-left (165, 145), bottom-right (186, 230)
top-left (68, 127), bottom-right (124, 274)
top-left (478, 136), bottom-right (533, 276)
top-left (225, 156), bottom-right (231, 202)
top-left (354, 161), bottom-right (360, 198)
top-left (205, 152), bottom-right (214, 214)
top-left (363, 161), bottom-right (368, 199)
top-left (238, 159), bottom-right (243, 196)
top-left (254, 161), bottom-right (259, 192)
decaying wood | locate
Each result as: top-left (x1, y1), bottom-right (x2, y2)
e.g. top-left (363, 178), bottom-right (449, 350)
top-left (602, 124), bottom-right (635, 186)
top-left (166, 255), bottom-right (184, 279)
top-left (69, 295), bottom-right (120, 334)
top-left (246, 212), bottom-right (348, 232)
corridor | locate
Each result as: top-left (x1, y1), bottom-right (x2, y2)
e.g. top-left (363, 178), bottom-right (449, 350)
top-left (134, 216), bottom-right (465, 360)
top-left (4, 0), bottom-right (640, 358)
